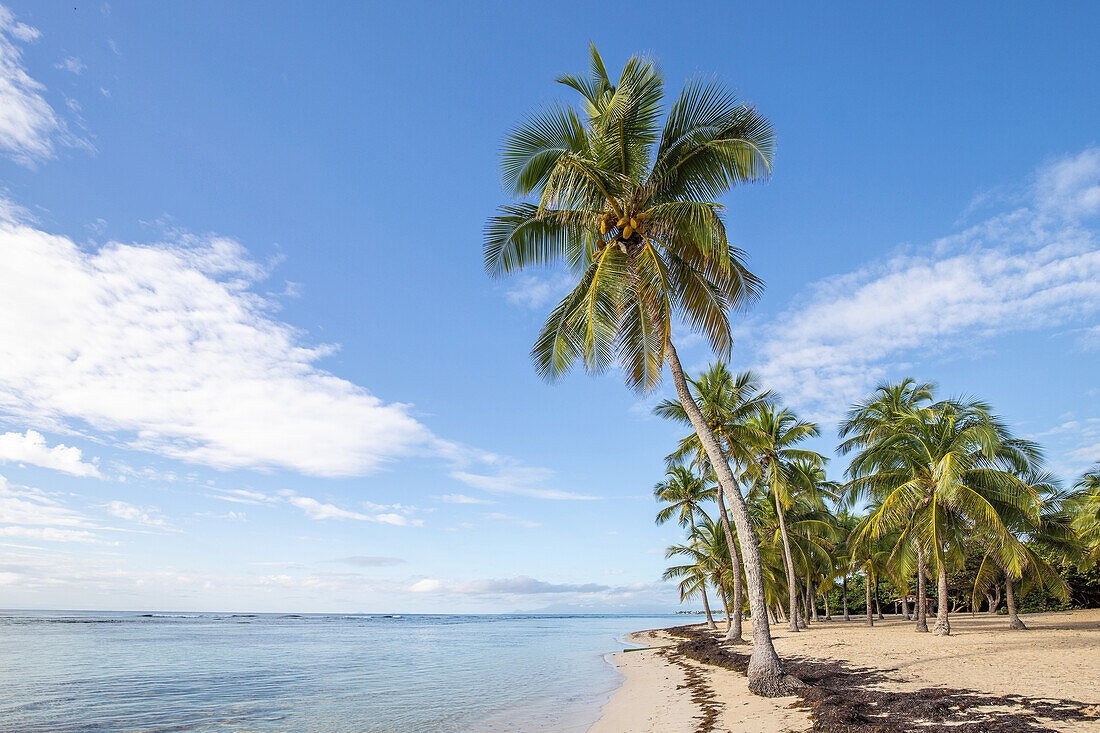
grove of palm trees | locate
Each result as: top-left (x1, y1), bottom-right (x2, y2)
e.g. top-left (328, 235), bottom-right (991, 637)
top-left (654, 365), bottom-right (1100, 643)
top-left (483, 47), bottom-right (1100, 703)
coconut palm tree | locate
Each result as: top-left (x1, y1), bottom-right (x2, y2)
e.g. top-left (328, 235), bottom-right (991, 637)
top-left (654, 466), bottom-right (719, 628)
top-left (1069, 464), bottom-right (1100, 567)
top-left (972, 470), bottom-right (1074, 629)
top-left (848, 397), bottom-right (1041, 636)
top-left (839, 378), bottom-right (936, 631)
top-left (653, 364), bottom-right (772, 642)
top-left (741, 406), bottom-right (823, 632)
top-left (484, 47), bottom-right (797, 694)
top-left (664, 514), bottom-right (728, 627)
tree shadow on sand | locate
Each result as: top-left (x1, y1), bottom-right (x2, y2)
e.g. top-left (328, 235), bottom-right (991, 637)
top-left (665, 625), bottom-right (1099, 732)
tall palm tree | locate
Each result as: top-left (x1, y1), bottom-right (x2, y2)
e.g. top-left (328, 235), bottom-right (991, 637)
top-left (653, 364), bottom-right (772, 642)
top-left (839, 378), bottom-right (936, 631)
top-left (743, 406), bottom-right (823, 632)
top-left (484, 47), bottom-right (797, 694)
top-left (849, 397), bottom-right (1040, 635)
top-left (654, 466), bottom-right (719, 628)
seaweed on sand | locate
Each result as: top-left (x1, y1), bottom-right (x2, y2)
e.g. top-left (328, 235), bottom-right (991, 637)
top-left (662, 625), bottom-right (1099, 732)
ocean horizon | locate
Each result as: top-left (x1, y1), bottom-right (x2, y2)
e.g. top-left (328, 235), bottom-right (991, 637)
top-left (0, 610), bottom-right (693, 732)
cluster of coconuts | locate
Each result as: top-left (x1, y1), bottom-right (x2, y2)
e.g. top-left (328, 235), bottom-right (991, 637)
top-left (599, 210), bottom-right (649, 242)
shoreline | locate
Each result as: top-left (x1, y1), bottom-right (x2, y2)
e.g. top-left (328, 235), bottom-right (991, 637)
top-left (588, 608), bottom-right (1100, 732)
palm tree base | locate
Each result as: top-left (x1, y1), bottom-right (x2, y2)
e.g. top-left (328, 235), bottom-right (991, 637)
top-left (914, 621), bottom-right (929, 633)
top-left (747, 673), bottom-right (806, 697)
top-left (1008, 617), bottom-right (1028, 630)
top-left (932, 622), bottom-right (950, 636)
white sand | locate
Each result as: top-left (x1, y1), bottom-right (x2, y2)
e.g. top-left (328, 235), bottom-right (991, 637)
top-left (589, 609), bottom-right (1100, 732)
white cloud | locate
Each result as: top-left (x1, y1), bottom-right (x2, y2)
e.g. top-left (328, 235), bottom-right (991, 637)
top-left (206, 488), bottom-right (276, 505)
top-left (451, 465), bottom-right (597, 501)
top-left (745, 147), bottom-right (1100, 424)
top-left (104, 500), bottom-right (167, 527)
top-left (0, 474), bottom-right (106, 543)
top-left (0, 429), bottom-right (100, 477)
top-left (53, 56), bottom-right (84, 75)
top-left (0, 6), bottom-right (85, 165)
top-left (407, 575), bottom-right (650, 596)
top-left (0, 526), bottom-right (98, 543)
top-left (0, 224), bottom-right (439, 477)
top-left (282, 492), bottom-right (423, 526)
top-left (437, 493), bottom-right (496, 505)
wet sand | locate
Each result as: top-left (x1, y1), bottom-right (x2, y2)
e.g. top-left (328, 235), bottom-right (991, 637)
top-left (589, 608), bottom-right (1100, 732)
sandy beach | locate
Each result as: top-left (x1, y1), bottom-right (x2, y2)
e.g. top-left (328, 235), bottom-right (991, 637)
top-left (590, 608), bottom-right (1100, 732)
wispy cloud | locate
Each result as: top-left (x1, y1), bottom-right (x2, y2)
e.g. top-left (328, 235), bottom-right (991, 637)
top-left (103, 500), bottom-right (168, 528)
top-left (437, 493), bottom-right (496, 505)
top-left (0, 430), bottom-right (101, 477)
top-left (484, 512), bottom-right (541, 528)
top-left (53, 56), bottom-right (84, 75)
top-left (743, 147), bottom-right (1100, 425)
top-left (335, 555), bottom-right (404, 567)
top-left (0, 6), bottom-right (88, 165)
top-left (281, 492), bottom-right (424, 527)
top-left (451, 465), bottom-right (598, 501)
top-left (504, 271), bottom-right (574, 309)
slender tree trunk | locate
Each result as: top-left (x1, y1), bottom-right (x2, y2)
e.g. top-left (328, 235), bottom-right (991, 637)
top-left (842, 575), bottom-right (850, 621)
top-left (721, 586), bottom-right (732, 632)
top-left (990, 584), bottom-right (1002, 614)
top-left (902, 588), bottom-right (911, 620)
top-left (932, 558), bottom-right (951, 636)
top-left (1005, 577), bottom-right (1027, 630)
top-left (865, 568), bottom-right (874, 627)
top-left (773, 490), bottom-right (801, 633)
top-left (666, 341), bottom-right (797, 695)
top-left (807, 575), bottom-right (818, 623)
top-left (689, 515), bottom-right (717, 630)
top-left (875, 577), bottom-right (884, 620)
top-left (915, 547), bottom-right (929, 633)
top-left (716, 487), bottom-right (744, 643)
top-left (824, 590), bottom-right (831, 621)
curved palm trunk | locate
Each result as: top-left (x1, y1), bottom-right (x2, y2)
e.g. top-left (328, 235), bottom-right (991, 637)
top-left (688, 514), bottom-right (717, 631)
top-left (773, 490), bottom-right (801, 633)
top-left (915, 547), bottom-right (929, 633)
top-left (865, 568), bottom-right (874, 627)
top-left (842, 575), bottom-right (850, 621)
top-left (699, 583), bottom-right (717, 629)
top-left (667, 341), bottom-right (797, 695)
top-left (875, 577), bottom-right (884, 620)
top-left (932, 560), bottom-right (950, 636)
top-left (989, 584), bottom-right (1002, 614)
top-left (716, 489), bottom-right (744, 643)
top-left (1005, 577), bottom-right (1027, 630)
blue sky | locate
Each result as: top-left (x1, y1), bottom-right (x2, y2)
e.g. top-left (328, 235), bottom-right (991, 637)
top-left (0, 1), bottom-right (1097, 613)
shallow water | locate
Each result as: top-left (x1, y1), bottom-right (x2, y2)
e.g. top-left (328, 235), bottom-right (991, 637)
top-left (0, 611), bottom-right (687, 732)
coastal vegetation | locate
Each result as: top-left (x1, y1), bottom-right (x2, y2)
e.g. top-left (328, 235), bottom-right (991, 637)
top-left (484, 47), bottom-right (1099, 698)
top-left (654, 366), bottom-right (1100, 644)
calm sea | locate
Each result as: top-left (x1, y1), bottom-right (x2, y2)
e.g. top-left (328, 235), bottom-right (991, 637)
top-left (0, 611), bottom-right (688, 732)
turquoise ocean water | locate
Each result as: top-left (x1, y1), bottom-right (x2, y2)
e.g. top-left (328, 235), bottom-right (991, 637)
top-left (0, 611), bottom-right (687, 732)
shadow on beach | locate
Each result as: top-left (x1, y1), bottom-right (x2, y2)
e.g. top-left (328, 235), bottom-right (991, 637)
top-left (663, 624), bottom-right (1099, 732)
